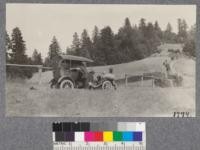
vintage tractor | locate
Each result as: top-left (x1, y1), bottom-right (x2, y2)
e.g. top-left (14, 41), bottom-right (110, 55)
top-left (50, 54), bottom-right (117, 90)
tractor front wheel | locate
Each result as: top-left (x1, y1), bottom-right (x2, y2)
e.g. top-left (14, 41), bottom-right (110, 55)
top-left (102, 80), bottom-right (113, 90)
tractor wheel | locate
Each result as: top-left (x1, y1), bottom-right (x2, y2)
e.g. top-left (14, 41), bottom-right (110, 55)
top-left (102, 80), bottom-right (113, 90)
top-left (60, 79), bottom-right (74, 89)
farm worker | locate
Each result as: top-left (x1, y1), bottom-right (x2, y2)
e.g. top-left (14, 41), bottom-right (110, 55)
top-left (79, 62), bottom-right (88, 88)
top-left (169, 60), bottom-right (175, 75)
top-left (59, 60), bottom-right (70, 76)
top-left (103, 67), bottom-right (115, 79)
top-left (164, 59), bottom-right (176, 78)
top-left (163, 60), bottom-right (170, 78)
top-left (52, 55), bottom-right (61, 81)
top-left (103, 67), bottom-right (117, 90)
top-left (88, 69), bottom-right (95, 82)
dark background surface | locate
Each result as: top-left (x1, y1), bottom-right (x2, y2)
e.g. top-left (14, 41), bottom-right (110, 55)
top-left (0, 0), bottom-right (200, 149)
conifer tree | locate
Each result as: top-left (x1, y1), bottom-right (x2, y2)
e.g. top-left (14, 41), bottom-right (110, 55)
top-left (8, 27), bottom-right (32, 78)
top-left (80, 29), bottom-right (92, 58)
top-left (100, 26), bottom-right (116, 65)
top-left (32, 49), bottom-right (43, 65)
top-left (10, 27), bottom-right (28, 64)
top-left (71, 32), bottom-right (81, 55)
top-left (5, 31), bottom-right (12, 62)
top-left (48, 36), bottom-right (61, 68)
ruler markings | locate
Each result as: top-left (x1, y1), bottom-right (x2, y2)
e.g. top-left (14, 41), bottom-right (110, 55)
top-left (53, 145), bottom-right (145, 150)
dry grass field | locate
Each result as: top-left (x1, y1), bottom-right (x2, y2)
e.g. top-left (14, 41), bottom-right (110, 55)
top-left (6, 81), bottom-right (195, 117)
top-left (6, 54), bottom-right (195, 117)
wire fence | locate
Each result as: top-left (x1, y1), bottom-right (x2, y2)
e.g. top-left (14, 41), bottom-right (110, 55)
top-left (6, 64), bottom-right (178, 88)
top-left (123, 72), bottom-right (169, 88)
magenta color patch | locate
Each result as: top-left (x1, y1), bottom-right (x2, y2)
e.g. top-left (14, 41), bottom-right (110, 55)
top-left (84, 132), bottom-right (94, 141)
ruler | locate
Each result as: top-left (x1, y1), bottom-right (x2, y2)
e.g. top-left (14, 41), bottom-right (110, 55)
top-left (53, 142), bottom-right (145, 150)
top-left (52, 122), bottom-right (146, 150)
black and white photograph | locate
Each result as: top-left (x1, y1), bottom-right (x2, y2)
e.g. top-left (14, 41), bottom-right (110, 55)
top-left (6, 4), bottom-right (196, 117)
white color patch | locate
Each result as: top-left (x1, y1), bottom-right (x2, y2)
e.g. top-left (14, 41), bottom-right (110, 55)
top-left (75, 132), bottom-right (84, 141)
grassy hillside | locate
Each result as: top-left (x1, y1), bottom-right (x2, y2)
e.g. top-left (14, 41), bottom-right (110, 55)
top-left (30, 56), bottom-right (169, 84)
top-left (30, 54), bottom-right (195, 85)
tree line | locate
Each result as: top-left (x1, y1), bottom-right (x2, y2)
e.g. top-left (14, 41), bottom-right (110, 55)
top-left (6, 27), bottom-right (43, 78)
top-left (6, 17), bottom-right (195, 78)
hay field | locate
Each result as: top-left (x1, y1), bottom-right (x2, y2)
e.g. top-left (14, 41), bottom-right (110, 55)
top-left (6, 81), bottom-right (195, 117)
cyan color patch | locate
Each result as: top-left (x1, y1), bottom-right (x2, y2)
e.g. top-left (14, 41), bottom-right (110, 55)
top-left (122, 132), bottom-right (133, 141)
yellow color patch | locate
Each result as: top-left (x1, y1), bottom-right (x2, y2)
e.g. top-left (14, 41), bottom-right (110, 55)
top-left (103, 131), bottom-right (113, 142)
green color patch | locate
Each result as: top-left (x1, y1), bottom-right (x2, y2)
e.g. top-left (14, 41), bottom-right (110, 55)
top-left (113, 131), bottom-right (122, 141)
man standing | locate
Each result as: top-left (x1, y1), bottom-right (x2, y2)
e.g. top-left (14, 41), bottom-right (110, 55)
top-left (79, 62), bottom-right (88, 88)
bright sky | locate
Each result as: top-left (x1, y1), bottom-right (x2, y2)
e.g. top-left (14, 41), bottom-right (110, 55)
top-left (6, 4), bottom-right (196, 58)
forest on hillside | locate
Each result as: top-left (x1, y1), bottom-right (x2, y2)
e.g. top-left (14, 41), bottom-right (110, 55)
top-left (6, 17), bottom-right (196, 78)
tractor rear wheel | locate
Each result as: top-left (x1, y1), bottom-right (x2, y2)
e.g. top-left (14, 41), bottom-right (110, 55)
top-left (60, 79), bottom-right (74, 89)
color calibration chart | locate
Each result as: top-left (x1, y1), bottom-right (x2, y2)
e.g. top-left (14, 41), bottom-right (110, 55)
top-left (52, 122), bottom-right (146, 150)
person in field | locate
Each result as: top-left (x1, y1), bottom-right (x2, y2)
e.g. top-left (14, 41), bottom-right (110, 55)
top-left (78, 62), bottom-right (88, 88)
top-left (163, 60), bottom-right (171, 78)
top-left (103, 67), bottom-right (117, 90)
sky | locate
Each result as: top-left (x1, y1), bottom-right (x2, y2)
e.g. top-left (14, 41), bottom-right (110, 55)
top-left (6, 4), bottom-right (196, 58)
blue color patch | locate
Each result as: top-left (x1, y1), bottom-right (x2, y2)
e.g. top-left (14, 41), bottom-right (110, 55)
top-left (122, 132), bottom-right (133, 141)
top-left (133, 132), bottom-right (142, 141)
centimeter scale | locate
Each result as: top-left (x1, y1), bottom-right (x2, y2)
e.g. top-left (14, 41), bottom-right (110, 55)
top-left (52, 122), bottom-right (146, 150)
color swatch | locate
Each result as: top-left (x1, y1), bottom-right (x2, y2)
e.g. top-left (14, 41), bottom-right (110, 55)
top-left (103, 131), bottom-right (113, 142)
top-left (54, 131), bottom-right (142, 142)
top-left (53, 122), bottom-right (145, 142)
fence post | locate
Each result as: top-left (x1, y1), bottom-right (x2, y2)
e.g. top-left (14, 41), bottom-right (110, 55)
top-left (38, 66), bottom-right (42, 85)
top-left (125, 74), bottom-right (128, 87)
top-left (152, 76), bottom-right (155, 88)
top-left (141, 75), bottom-right (143, 87)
